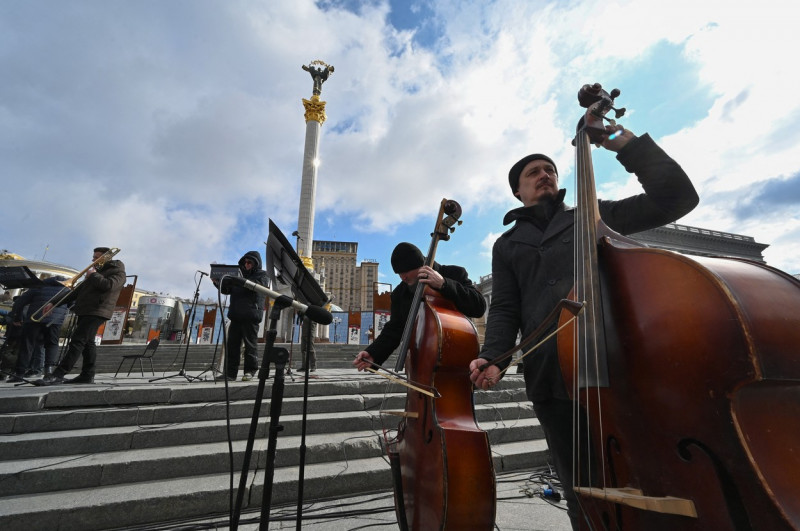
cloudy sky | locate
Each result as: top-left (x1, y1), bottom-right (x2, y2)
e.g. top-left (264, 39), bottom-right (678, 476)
top-left (3, 0), bottom-right (799, 302)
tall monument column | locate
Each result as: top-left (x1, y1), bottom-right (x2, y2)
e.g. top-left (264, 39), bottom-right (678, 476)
top-left (297, 60), bottom-right (334, 268)
top-left (277, 60), bottom-right (334, 345)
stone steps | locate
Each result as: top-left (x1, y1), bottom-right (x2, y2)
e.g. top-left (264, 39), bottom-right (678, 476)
top-left (75, 342), bottom-right (375, 374)
top-left (0, 370), bottom-right (546, 530)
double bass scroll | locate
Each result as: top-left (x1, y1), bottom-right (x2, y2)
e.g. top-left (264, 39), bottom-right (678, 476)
top-left (393, 198), bottom-right (462, 372)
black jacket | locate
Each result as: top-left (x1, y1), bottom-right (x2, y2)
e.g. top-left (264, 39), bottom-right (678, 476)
top-left (366, 262), bottom-right (486, 366)
top-left (221, 250), bottom-right (269, 324)
top-left (481, 134), bottom-right (699, 403)
top-left (62, 259), bottom-right (127, 320)
top-left (13, 278), bottom-right (69, 325)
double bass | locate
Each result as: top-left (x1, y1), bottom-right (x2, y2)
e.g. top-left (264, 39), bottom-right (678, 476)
top-left (558, 83), bottom-right (800, 530)
top-left (384, 198), bottom-right (496, 530)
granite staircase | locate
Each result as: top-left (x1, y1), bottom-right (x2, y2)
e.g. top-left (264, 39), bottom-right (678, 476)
top-left (0, 346), bottom-right (547, 530)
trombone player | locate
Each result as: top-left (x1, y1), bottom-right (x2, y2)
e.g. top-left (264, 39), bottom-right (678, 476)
top-left (35, 247), bottom-right (126, 386)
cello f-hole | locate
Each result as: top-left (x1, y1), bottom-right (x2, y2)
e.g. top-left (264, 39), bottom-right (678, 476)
top-left (605, 435), bottom-right (621, 488)
top-left (677, 439), bottom-right (753, 531)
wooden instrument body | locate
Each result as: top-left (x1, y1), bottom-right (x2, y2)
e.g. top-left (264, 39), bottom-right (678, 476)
top-left (390, 288), bottom-right (496, 530)
top-left (558, 237), bottom-right (800, 530)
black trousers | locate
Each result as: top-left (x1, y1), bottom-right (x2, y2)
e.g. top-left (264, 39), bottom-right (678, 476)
top-left (18, 322), bottom-right (60, 373)
top-left (56, 315), bottom-right (105, 377)
top-left (225, 319), bottom-right (259, 378)
top-left (533, 398), bottom-right (593, 531)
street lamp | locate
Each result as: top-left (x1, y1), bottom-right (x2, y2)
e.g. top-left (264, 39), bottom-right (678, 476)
top-left (332, 316), bottom-right (342, 343)
top-left (291, 230), bottom-right (304, 249)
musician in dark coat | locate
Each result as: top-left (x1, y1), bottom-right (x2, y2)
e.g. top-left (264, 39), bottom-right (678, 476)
top-left (469, 112), bottom-right (699, 529)
top-left (36, 247), bottom-right (126, 385)
top-left (214, 250), bottom-right (268, 381)
top-left (8, 277), bottom-right (69, 380)
top-left (353, 242), bottom-right (486, 370)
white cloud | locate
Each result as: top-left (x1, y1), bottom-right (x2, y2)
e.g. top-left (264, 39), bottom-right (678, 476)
top-left (3, 0), bottom-right (800, 304)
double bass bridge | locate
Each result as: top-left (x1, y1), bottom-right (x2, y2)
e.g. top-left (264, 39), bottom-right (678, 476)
top-left (574, 486), bottom-right (698, 518)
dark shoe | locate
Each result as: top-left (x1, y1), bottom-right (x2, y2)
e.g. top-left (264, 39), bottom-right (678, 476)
top-left (25, 370), bottom-right (43, 379)
top-left (298, 367), bottom-right (308, 372)
top-left (65, 374), bottom-right (94, 384)
top-left (34, 374), bottom-right (66, 386)
top-left (310, 367), bottom-right (317, 372)
top-left (7, 374), bottom-right (25, 383)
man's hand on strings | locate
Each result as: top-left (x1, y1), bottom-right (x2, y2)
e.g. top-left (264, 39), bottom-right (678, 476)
top-left (469, 358), bottom-right (501, 390)
top-left (584, 102), bottom-right (635, 152)
top-left (353, 351), bottom-right (375, 372)
top-left (417, 265), bottom-right (444, 290)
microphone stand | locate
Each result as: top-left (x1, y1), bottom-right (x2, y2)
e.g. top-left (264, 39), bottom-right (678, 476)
top-left (295, 314), bottom-right (315, 529)
top-left (285, 309), bottom-right (297, 379)
top-left (150, 272), bottom-right (205, 383)
top-left (231, 295), bottom-right (292, 530)
top-left (219, 273), bottom-right (333, 529)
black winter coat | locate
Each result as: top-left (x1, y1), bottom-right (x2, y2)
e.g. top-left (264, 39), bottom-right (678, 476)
top-left (221, 250), bottom-right (269, 324)
top-left (366, 262), bottom-right (486, 366)
top-left (63, 259), bottom-right (127, 319)
top-left (481, 134), bottom-right (699, 403)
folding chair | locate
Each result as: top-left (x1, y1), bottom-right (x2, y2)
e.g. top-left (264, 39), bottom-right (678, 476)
top-left (114, 338), bottom-right (160, 377)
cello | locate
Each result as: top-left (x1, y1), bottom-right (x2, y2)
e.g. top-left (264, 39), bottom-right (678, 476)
top-left (558, 83), bottom-right (800, 530)
top-left (385, 198), bottom-right (496, 530)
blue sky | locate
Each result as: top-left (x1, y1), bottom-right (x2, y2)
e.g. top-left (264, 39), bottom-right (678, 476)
top-left (3, 0), bottom-right (799, 302)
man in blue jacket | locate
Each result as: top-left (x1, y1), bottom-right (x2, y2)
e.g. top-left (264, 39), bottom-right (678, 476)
top-left (214, 250), bottom-right (268, 381)
top-left (7, 276), bottom-right (69, 381)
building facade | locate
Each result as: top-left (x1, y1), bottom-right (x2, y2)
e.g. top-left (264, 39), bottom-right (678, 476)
top-left (311, 240), bottom-right (380, 312)
top-left (628, 223), bottom-right (769, 262)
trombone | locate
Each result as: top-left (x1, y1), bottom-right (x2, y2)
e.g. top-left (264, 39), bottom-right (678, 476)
top-left (30, 247), bottom-right (121, 322)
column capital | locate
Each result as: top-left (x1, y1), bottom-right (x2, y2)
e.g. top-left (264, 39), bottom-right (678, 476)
top-left (302, 94), bottom-right (327, 124)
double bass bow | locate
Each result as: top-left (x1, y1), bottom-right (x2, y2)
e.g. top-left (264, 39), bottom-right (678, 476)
top-left (384, 198), bottom-right (496, 530)
top-left (558, 83), bottom-right (800, 530)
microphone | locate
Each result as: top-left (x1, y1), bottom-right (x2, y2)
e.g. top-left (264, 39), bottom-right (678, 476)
top-left (221, 275), bottom-right (333, 324)
top-left (197, 270), bottom-right (208, 276)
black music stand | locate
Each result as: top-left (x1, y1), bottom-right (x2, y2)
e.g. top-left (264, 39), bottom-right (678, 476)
top-left (0, 266), bottom-right (43, 290)
top-left (150, 272), bottom-right (205, 383)
top-left (265, 219), bottom-right (327, 308)
top-left (231, 219), bottom-right (328, 530)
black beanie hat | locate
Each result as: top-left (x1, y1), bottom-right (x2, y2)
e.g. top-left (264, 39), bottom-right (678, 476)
top-left (391, 243), bottom-right (425, 273)
top-left (508, 154), bottom-right (558, 200)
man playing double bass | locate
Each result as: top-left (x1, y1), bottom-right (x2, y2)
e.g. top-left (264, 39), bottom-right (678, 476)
top-left (469, 109), bottom-right (699, 529)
